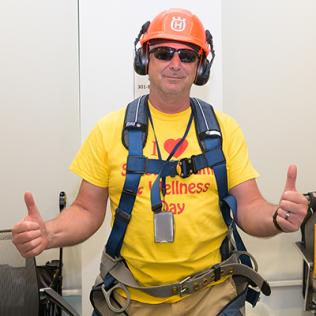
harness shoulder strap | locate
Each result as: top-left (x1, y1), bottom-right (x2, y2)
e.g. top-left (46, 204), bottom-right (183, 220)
top-left (190, 99), bottom-right (261, 306)
top-left (190, 97), bottom-right (230, 203)
top-left (190, 97), bottom-right (222, 150)
top-left (105, 95), bottom-right (149, 258)
top-left (122, 95), bottom-right (149, 149)
top-left (190, 98), bottom-right (252, 268)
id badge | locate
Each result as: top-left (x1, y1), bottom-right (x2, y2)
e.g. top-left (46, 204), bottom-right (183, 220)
top-left (154, 211), bottom-right (174, 243)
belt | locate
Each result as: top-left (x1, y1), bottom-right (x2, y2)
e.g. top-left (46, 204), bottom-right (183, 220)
top-left (100, 251), bottom-right (271, 298)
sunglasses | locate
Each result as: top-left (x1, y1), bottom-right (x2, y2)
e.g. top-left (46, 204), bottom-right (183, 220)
top-left (149, 46), bottom-right (199, 63)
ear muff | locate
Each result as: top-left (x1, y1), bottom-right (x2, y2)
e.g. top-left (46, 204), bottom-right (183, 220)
top-left (194, 30), bottom-right (215, 86)
top-left (134, 21), bottom-right (150, 75)
top-left (134, 46), bottom-right (149, 75)
top-left (194, 57), bottom-right (211, 86)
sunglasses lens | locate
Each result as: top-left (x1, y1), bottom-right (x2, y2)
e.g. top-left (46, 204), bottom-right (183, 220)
top-left (151, 47), bottom-right (198, 63)
top-left (178, 50), bottom-right (197, 63)
top-left (153, 47), bottom-right (174, 61)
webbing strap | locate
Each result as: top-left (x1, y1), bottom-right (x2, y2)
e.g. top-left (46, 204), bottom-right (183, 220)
top-left (201, 117), bottom-right (252, 269)
top-left (126, 156), bottom-right (178, 176)
top-left (246, 287), bottom-right (261, 307)
top-left (220, 195), bottom-right (252, 267)
top-left (126, 148), bottom-right (225, 176)
top-left (105, 129), bottom-right (143, 258)
top-left (99, 251), bottom-right (271, 298)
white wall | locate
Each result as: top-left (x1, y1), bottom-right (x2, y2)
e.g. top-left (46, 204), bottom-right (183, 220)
top-left (0, 0), bottom-right (81, 292)
top-left (222, 1), bottom-right (316, 315)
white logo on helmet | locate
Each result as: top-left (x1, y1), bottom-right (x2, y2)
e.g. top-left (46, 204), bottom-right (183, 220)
top-left (170, 17), bottom-right (186, 32)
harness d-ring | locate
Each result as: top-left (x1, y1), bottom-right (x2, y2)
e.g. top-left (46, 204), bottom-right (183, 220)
top-left (234, 250), bottom-right (258, 271)
top-left (101, 283), bottom-right (131, 313)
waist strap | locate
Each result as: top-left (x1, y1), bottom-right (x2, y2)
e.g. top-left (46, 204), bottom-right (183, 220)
top-left (100, 251), bottom-right (271, 298)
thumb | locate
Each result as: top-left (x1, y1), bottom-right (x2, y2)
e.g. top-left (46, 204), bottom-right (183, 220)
top-left (284, 164), bottom-right (297, 192)
top-left (24, 192), bottom-right (41, 220)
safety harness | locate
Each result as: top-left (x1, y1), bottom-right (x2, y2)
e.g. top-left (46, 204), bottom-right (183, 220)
top-left (90, 95), bottom-right (271, 315)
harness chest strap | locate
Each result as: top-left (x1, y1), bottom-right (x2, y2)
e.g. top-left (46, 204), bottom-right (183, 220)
top-left (126, 147), bottom-right (225, 178)
top-left (99, 250), bottom-right (271, 298)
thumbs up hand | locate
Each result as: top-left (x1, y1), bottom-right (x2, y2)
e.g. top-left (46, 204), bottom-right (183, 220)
top-left (275, 165), bottom-right (308, 232)
top-left (12, 192), bottom-right (49, 257)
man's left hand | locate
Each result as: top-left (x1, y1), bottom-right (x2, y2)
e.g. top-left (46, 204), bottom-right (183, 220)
top-left (276, 164), bottom-right (308, 232)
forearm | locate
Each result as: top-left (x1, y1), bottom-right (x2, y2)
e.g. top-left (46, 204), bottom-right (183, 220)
top-left (231, 176), bottom-right (308, 237)
top-left (45, 180), bottom-right (108, 250)
top-left (12, 181), bottom-right (108, 258)
top-left (236, 197), bottom-right (280, 237)
top-left (45, 202), bottom-right (106, 249)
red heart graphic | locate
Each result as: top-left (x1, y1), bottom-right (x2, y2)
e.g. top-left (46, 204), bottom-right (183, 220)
top-left (164, 139), bottom-right (188, 158)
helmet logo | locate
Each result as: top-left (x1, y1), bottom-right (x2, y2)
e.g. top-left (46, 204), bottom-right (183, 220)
top-left (170, 17), bottom-right (186, 32)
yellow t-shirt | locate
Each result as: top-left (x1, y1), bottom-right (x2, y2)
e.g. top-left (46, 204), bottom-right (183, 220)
top-left (70, 102), bottom-right (259, 304)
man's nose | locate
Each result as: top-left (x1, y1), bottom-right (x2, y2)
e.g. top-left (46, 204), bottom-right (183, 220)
top-left (169, 52), bottom-right (182, 68)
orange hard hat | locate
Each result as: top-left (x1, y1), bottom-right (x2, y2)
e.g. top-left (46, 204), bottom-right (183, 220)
top-left (140, 8), bottom-right (210, 56)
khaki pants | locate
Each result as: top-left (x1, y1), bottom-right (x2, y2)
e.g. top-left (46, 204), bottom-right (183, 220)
top-left (111, 277), bottom-right (237, 316)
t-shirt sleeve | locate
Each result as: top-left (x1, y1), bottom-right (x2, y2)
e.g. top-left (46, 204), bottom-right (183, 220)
top-left (69, 121), bottom-right (109, 187)
top-left (219, 113), bottom-right (259, 190)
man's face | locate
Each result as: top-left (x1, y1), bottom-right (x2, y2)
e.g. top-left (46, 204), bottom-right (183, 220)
top-left (147, 41), bottom-right (199, 97)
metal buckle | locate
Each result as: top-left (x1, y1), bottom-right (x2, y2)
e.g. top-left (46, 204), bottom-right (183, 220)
top-left (176, 156), bottom-right (196, 178)
top-left (101, 283), bottom-right (130, 313)
top-left (172, 276), bottom-right (191, 297)
top-left (171, 265), bottom-right (235, 297)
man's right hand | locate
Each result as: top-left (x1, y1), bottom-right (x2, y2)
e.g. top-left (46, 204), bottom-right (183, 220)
top-left (12, 192), bottom-right (49, 257)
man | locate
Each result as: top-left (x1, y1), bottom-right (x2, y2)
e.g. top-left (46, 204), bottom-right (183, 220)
top-left (12, 8), bottom-right (308, 316)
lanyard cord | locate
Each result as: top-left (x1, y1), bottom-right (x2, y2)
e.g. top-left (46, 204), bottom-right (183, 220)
top-left (147, 104), bottom-right (194, 212)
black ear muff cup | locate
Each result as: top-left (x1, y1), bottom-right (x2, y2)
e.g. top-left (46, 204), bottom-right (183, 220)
top-left (194, 29), bottom-right (215, 86)
top-left (134, 46), bottom-right (149, 75)
top-left (133, 21), bottom-right (151, 76)
top-left (194, 57), bottom-right (211, 86)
